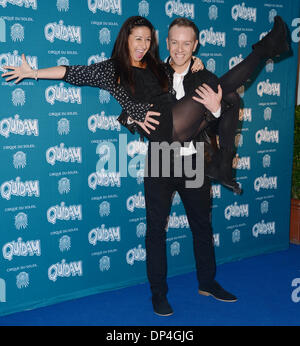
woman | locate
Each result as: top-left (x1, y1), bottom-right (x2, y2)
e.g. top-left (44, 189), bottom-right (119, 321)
top-left (2, 16), bottom-right (289, 193)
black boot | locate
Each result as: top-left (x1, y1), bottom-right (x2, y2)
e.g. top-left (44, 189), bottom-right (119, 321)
top-left (252, 15), bottom-right (289, 58)
top-left (218, 148), bottom-right (242, 195)
top-left (152, 294), bottom-right (174, 316)
top-left (206, 148), bottom-right (242, 195)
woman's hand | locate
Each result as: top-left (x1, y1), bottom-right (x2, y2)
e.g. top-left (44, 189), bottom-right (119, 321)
top-left (132, 109), bottom-right (160, 135)
top-left (2, 54), bottom-right (34, 83)
top-left (191, 56), bottom-right (204, 73)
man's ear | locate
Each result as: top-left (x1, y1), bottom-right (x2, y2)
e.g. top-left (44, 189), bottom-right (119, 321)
top-left (193, 40), bottom-right (199, 52)
top-left (166, 37), bottom-right (170, 51)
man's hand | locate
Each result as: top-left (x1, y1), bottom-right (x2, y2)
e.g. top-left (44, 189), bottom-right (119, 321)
top-left (131, 109), bottom-right (160, 135)
top-left (192, 83), bottom-right (222, 114)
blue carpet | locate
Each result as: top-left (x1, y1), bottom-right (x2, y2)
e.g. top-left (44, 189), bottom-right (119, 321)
top-left (0, 244), bottom-right (299, 326)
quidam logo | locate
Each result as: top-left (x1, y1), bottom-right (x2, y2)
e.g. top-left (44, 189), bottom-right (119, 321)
top-left (252, 220), bottom-right (275, 238)
top-left (232, 156), bottom-right (251, 170)
top-left (224, 202), bottom-right (249, 221)
top-left (126, 191), bottom-right (145, 212)
top-left (165, 0), bottom-right (194, 19)
top-left (87, 0), bottom-right (122, 15)
top-left (88, 112), bottom-right (120, 132)
top-left (46, 143), bottom-right (82, 166)
top-left (127, 140), bottom-right (148, 158)
top-left (88, 225), bottom-right (121, 245)
top-left (44, 21), bottom-right (81, 43)
top-left (2, 238), bottom-right (41, 261)
top-left (231, 3), bottom-right (257, 22)
top-left (167, 212), bottom-right (189, 229)
top-left (88, 169), bottom-right (121, 190)
top-left (199, 27), bottom-right (225, 47)
top-left (45, 83), bottom-right (82, 105)
top-left (254, 174), bottom-right (277, 192)
top-left (229, 54), bottom-right (243, 70)
top-left (48, 259), bottom-right (83, 282)
top-left (88, 52), bottom-right (108, 65)
top-left (1, 177), bottom-right (39, 200)
top-left (257, 79), bottom-right (280, 97)
top-left (239, 108), bottom-right (252, 122)
top-left (0, 115), bottom-right (39, 138)
top-left (255, 127), bottom-right (279, 145)
top-left (47, 202), bottom-right (82, 224)
top-left (0, 0), bottom-right (37, 9)
top-left (0, 51), bottom-right (38, 73)
top-left (126, 244), bottom-right (146, 266)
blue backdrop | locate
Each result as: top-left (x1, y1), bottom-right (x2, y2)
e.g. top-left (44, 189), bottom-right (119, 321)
top-left (0, 0), bottom-right (299, 316)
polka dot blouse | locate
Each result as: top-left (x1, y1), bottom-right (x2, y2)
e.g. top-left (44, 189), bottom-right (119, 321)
top-left (63, 59), bottom-right (151, 122)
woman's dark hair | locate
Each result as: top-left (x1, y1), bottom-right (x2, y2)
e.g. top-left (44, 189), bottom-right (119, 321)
top-left (111, 16), bottom-right (168, 93)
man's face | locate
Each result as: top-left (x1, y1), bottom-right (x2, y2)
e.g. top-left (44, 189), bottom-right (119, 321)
top-left (166, 25), bottom-right (198, 73)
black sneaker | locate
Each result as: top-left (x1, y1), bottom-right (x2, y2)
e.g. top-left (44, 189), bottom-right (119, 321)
top-left (152, 294), bottom-right (174, 316)
top-left (198, 281), bottom-right (237, 302)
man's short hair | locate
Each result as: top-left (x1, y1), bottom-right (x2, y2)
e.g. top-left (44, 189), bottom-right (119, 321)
top-left (168, 17), bottom-right (199, 39)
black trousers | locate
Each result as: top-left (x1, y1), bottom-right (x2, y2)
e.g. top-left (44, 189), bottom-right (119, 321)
top-left (144, 154), bottom-right (216, 297)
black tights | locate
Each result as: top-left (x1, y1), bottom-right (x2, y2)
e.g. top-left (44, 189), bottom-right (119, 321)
top-left (171, 51), bottom-right (262, 143)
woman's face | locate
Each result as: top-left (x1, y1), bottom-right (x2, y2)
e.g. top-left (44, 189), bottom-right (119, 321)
top-left (128, 26), bottom-right (152, 67)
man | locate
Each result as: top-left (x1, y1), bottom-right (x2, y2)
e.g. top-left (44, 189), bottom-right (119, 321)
top-left (144, 18), bottom-right (239, 316)
top-left (120, 17), bottom-right (239, 316)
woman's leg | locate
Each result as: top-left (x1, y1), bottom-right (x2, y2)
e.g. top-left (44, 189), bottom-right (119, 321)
top-left (171, 15), bottom-right (289, 143)
top-left (170, 16), bottom-right (289, 193)
top-left (220, 15), bottom-right (289, 95)
top-left (206, 92), bottom-right (242, 194)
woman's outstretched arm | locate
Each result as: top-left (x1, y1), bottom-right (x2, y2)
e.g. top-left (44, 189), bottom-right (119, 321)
top-left (2, 54), bottom-right (66, 83)
top-left (2, 54), bottom-right (160, 126)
